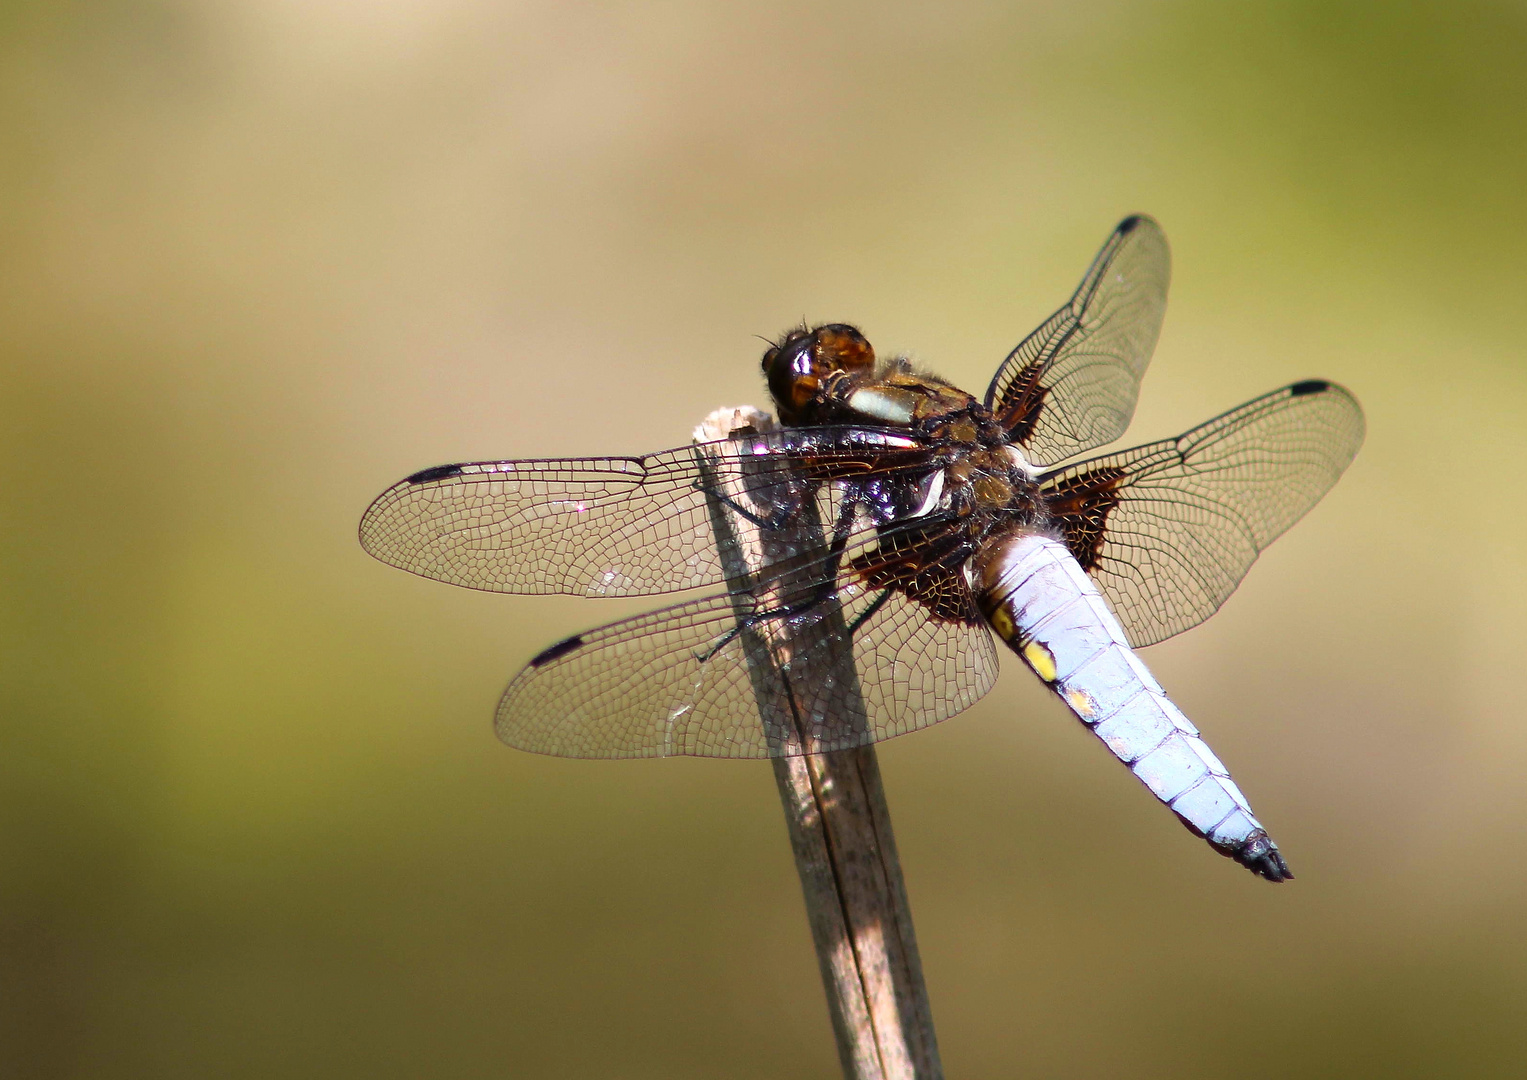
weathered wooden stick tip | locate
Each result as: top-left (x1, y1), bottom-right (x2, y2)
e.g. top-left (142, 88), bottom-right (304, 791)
top-left (694, 407), bottom-right (943, 1080)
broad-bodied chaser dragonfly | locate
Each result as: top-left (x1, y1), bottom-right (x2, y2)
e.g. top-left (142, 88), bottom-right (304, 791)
top-left (360, 217), bottom-right (1363, 881)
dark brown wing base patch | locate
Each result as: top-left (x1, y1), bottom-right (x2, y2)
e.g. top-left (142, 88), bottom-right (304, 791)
top-left (1042, 464), bottom-right (1127, 572)
top-left (850, 524), bottom-right (981, 625)
top-left (992, 348), bottom-right (1054, 444)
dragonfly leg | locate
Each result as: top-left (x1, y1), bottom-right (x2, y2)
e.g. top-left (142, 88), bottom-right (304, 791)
top-left (693, 500), bottom-right (874, 666)
top-left (690, 477), bottom-right (806, 532)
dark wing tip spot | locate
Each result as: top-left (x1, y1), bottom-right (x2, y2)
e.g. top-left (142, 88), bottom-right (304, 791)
top-left (406, 463), bottom-right (466, 485)
top-left (530, 635), bottom-right (584, 668)
top-left (1117, 214), bottom-right (1143, 233)
top-left (1288, 379), bottom-right (1330, 398)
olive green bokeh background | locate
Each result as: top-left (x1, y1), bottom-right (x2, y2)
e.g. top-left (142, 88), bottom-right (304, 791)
top-left (4, 2), bottom-right (1526, 1077)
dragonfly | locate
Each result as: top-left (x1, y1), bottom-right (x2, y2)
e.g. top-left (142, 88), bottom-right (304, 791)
top-left (359, 216), bottom-right (1363, 881)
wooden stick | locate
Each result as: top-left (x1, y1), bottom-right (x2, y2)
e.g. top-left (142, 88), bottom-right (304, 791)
top-left (694, 408), bottom-right (943, 1080)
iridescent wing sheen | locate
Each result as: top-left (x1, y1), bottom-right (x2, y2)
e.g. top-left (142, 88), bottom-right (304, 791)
top-left (358, 427), bottom-right (939, 597)
top-left (493, 549), bottom-right (1000, 759)
top-left (984, 215), bottom-right (1170, 466)
top-left (1040, 380), bottom-right (1365, 648)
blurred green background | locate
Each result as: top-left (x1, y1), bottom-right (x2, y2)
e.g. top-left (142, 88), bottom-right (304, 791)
top-left (4, 2), bottom-right (1526, 1077)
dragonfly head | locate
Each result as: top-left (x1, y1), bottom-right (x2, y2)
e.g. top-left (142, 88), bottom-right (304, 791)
top-left (761, 323), bottom-right (875, 423)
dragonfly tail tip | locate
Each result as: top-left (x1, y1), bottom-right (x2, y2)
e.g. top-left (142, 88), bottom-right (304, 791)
top-left (1218, 830), bottom-right (1293, 881)
top-left (1239, 841), bottom-right (1293, 883)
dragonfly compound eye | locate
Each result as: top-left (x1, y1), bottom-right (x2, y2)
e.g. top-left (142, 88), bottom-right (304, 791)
top-left (811, 324), bottom-right (875, 375)
top-left (763, 324), bottom-right (876, 420)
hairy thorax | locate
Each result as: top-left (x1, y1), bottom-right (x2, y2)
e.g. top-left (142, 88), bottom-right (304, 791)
top-left (762, 324), bottom-right (1049, 622)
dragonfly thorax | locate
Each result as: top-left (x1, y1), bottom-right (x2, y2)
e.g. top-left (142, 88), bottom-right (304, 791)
top-left (760, 323), bottom-right (1047, 544)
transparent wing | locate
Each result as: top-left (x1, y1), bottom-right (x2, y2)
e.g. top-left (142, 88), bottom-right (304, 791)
top-left (984, 215), bottom-right (1170, 466)
top-left (1040, 380), bottom-right (1365, 647)
top-left (358, 427), bottom-right (937, 597)
top-left (493, 557), bottom-right (1000, 760)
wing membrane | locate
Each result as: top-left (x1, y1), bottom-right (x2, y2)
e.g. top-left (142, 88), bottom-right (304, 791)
top-left (985, 215), bottom-right (1170, 465)
top-left (493, 564), bottom-right (999, 759)
top-left (1041, 380), bottom-right (1365, 647)
top-left (358, 427), bottom-right (937, 597)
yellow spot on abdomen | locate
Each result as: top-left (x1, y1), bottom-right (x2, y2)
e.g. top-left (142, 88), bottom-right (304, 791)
top-left (990, 607), bottom-right (1016, 642)
top-left (1064, 687), bottom-right (1096, 718)
top-left (1023, 640), bottom-right (1057, 683)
